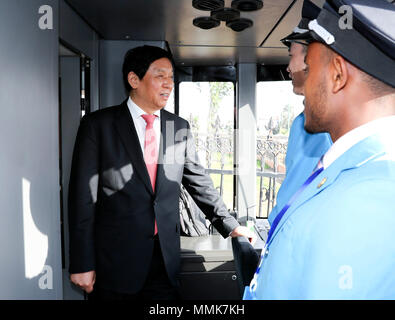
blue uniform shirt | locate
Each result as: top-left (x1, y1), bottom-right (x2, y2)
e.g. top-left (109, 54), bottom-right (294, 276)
top-left (268, 112), bottom-right (332, 225)
top-left (245, 116), bottom-right (395, 299)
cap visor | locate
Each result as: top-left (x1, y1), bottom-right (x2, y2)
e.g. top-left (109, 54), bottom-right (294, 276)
top-left (280, 32), bottom-right (297, 48)
top-left (285, 30), bottom-right (317, 45)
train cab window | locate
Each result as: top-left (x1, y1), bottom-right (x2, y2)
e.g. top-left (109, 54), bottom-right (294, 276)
top-left (255, 80), bottom-right (304, 218)
top-left (164, 89), bottom-right (175, 114)
top-left (179, 82), bottom-right (235, 210)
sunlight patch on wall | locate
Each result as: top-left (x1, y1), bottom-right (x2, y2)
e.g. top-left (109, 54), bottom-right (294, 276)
top-left (22, 178), bottom-right (48, 279)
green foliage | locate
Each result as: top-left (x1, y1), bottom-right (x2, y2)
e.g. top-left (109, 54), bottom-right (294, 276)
top-left (279, 104), bottom-right (294, 136)
top-left (209, 82), bottom-right (233, 130)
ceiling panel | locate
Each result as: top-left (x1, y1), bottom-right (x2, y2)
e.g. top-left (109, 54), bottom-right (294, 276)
top-left (65, 0), bottom-right (312, 65)
top-left (169, 45), bottom-right (291, 66)
top-left (263, 0), bottom-right (324, 47)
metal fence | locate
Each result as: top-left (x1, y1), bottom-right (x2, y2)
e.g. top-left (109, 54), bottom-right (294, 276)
top-left (190, 118), bottom-right (288, 218)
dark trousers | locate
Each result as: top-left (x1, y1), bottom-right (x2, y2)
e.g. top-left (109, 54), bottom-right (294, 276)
top-left (88, 237), bottom-right (180, 300)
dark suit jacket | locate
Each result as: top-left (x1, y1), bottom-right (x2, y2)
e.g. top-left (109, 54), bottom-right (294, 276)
top-left (68, 100), bottom-right (239, 294)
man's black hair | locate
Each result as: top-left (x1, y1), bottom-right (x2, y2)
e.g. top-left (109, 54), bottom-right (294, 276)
top-left (122, 45), bottom-right (174, 93)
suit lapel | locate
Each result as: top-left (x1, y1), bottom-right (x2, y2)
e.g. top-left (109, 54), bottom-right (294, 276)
top-left (153, 109), bottom-right (169, 195)
top-left (114, 101), bottom-right (154, 195)
top-left (267, 135), bottom-right (386, 246)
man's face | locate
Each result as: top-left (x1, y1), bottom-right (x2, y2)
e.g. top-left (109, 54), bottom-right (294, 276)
top-left (287, 42), bottom-right (308, 95)
top-left (130, 57), bottom-right (174, 113)
top-left (303, 43), bottom-right (331, 133)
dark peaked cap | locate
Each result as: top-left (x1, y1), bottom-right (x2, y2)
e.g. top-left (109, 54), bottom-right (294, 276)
top-left (281, 0), bottom-right (321, 48)
top-left (291, 0), bottom-right (395, 88)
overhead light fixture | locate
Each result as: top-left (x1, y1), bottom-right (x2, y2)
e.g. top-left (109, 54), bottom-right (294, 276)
top-left (211, 7), bottom-right (240, 22)
top-left (226, 18), bottom-right (253, 32)
top-left (192, 0), bottom-right (260, 32)
top-left (192, 0), bottom-right (224, 11)
top-left (231, 0), bottom-right (263, 12)
top-left (193, 16), bottom-right (221, 30)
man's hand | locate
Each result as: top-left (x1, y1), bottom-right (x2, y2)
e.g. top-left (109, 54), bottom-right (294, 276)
top-left (70, 271), bottom-right (96, 293)
top-left (230, 226), bottom-right (257, 245)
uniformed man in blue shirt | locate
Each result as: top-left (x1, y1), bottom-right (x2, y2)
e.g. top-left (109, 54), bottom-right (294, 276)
top-left (268, 0), bottom-right (332, 226)
top-left (245, 0), bottom-right (395, 299)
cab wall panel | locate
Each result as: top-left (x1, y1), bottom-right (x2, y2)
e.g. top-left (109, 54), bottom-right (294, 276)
top-left (0, 0), bottom-right (62, 299)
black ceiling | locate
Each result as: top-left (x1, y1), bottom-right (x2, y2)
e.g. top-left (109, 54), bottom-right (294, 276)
top-left (64, 0), bottom-right (324, 66)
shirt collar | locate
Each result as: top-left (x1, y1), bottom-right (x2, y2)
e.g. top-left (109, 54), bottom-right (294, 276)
top-left (323, 115), bottom-right (395, 169)
top-left (127, 97), bottom-right (161, 120)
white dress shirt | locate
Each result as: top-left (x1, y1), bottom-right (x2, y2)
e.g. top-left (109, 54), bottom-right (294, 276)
top-left (127, 97), bottom-right (161, 156)
top-left (322, 115), bottom-right (395, 169)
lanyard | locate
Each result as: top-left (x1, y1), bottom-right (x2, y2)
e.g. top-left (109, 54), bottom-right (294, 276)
top-left (249, 166), bottom-right (324, 292)
top-left (266, 166), bottom-right (324, 248)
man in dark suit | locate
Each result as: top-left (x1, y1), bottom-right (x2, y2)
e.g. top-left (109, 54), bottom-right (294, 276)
top-left (68, 45), bottom-right (255, 300)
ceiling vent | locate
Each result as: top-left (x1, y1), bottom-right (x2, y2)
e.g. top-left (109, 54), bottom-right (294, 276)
top-left (231, 0), bottom-right (263, 12)
top-left (211, 8), bottom-right (240, 22)
top-left (193, 0), bottom-right (260, 32)
top-left (193, 16), bottom-right (221, 30)
top-left (226, 18), bottom-right (253, 32)
top-left (192, 0), bottom-right (224, 11)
